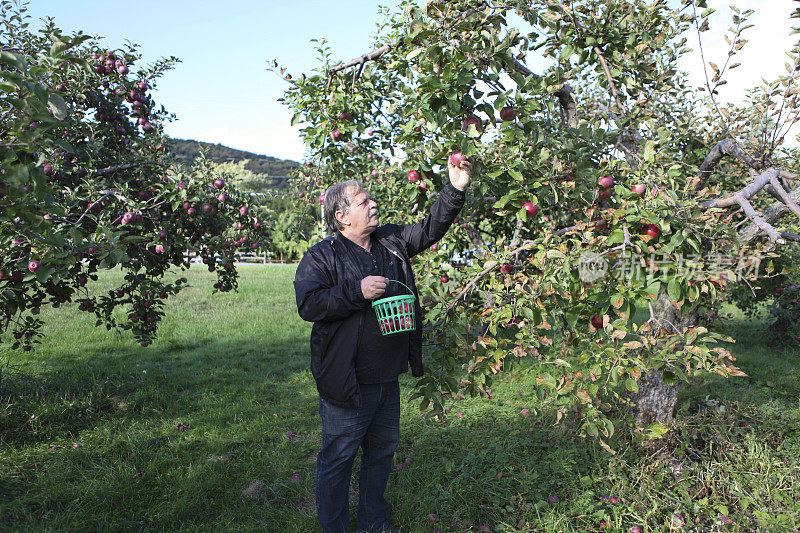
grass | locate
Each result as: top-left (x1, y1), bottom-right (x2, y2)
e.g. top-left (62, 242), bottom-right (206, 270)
top-left (1, 265), bottom-right (798, 532)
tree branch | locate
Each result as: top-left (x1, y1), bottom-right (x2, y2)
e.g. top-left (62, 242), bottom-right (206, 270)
top-left (739, 183), bottom-right (800, 243)
top-left (443, 240), bottom-right (537, 315)
top-left (329, 44), bottom-right (393, 73)
top-left (767, 176), bottom-right (800, 219)
top-left (700, 169), bottom-right (790, 248)
top-left (699, 169), bottom-right (775, 209)
top-left (326, 40), bottom-right (579, 128)
top-left (593, 46), bottom-right (626, 115)
top-left (689, 138), bottom-right (764, 191)
top-left (504, 55), bottom-right (578, 127)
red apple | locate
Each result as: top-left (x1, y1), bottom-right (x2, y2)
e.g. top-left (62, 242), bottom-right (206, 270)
top-left (461, 115), bottom-right (481, 132)
top-left (591, 314), bottom-right (603, 329)
top-left (154, 244), bottom-right (166, 254)
top-left (418, 181), bottom-right (427, 190)
top-left (631, 184), bottom-right (646, 196)
top-left (338, 111), bottom-right (352, 121)
top-left (598, 176), bottom-right (614, 188)
top-left (318, 194), bottom-right (325, 204)
top-left (598, 189), bottom-right (613, 200)
top-left (407, 170), bottom-right (420, 182)
top-left (43, 164), bottom-right (54, 176)
top-left (641, 223), bottom-right (660, 238)
top-left (440, 274), bottom-right (449, 283)
top-left (371, 169), bottom-right (379, 178)
top-left (213, 179), bottom-right (225, 189)
top-left (499, 106), bottom-right (517, 121)
top-left (187, 207), bottom-right (197, 216)
top-left (330, 129), bottom-right (342, 141)
top-left (448, 151), bottom-right (465, 167)
top-left (217, 193), bottom-right (228, 203)
top-left (500, 263), bottom-right (514, 274)
top-left (28, 260), bottom-right (40, 272)
top-left (522, 201), bottom-right (539, 218)
top-left (239, 206), bottom-right (248, 215)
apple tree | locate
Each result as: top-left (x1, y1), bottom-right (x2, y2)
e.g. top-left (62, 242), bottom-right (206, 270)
top-left (0, 3), bottom-right (267, 350)
top-left (275, 0), bottom-right (800, 445)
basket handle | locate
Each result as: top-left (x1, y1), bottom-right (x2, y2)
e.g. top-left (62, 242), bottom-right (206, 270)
top-left (387, 279), bottom-right (415, 297)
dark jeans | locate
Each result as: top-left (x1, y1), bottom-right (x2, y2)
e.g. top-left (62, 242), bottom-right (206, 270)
top-left (316, 379), bottom-right (400, 533)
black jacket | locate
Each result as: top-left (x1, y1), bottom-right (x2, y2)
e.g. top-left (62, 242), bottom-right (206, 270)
top-left (294, 183), bottom-right (465, 407)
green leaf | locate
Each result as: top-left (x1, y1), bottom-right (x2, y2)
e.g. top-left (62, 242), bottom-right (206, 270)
top-left (643, 140), bottom-right (656, 162)
top-left (36, 265), bottom-right (56, 284)
top-left (667, 277), bottom-right (681, 302)
top-left (49, 40), bottom-right (72, 57)
top-left (565, 310), bottom-right (579, 328)
top-left (644, 422), bottom-right (669, 439)
top-left (662, 370), bottom-right (677, 386)
top-left (47, 93), bottom-right (68, 120)
top-left (508, 169), bottom-right (523, 182)
top-left (0, 51), bottom-right (25, 70)
top-left (625, 378), bottom-right (639, 392)
top-left (405, 48), bottom-right (424, 61)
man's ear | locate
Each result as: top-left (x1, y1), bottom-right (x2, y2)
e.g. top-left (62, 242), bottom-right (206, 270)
top-left (335, 209), bottom-right (349, 227)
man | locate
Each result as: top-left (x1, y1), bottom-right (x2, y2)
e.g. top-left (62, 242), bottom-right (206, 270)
top-left (294, 156), bottom-right (473, 533)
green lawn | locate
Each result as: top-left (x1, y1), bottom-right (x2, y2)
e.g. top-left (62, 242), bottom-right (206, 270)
top-left (1, 265), bottom-right (798, 532)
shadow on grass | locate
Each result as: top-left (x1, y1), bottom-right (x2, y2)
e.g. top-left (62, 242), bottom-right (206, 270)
top-left (390, 415), bottom-right (605, 531)
top-left (0, 334), bottom-right (329, 531)
top-left (0, 335), bottom-right (319, 448)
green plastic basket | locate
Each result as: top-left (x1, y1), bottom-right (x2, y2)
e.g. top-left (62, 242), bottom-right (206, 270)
top-left (372, 280), bottom-right (416, 336)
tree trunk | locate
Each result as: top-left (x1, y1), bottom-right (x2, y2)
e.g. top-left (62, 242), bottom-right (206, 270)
top-left (628, 290), bottom-right (697, 434)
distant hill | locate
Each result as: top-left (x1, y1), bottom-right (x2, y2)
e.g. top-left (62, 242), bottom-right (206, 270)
top-left (167, 138), bottom-right (300, 176)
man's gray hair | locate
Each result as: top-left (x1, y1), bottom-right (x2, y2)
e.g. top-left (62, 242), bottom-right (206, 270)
top-left (323, 180), bottom-right (362, 234)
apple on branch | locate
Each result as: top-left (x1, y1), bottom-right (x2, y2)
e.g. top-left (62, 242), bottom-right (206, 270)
top-left (499, 106), bottom-right (517, 122)
top-left (641, 223), bottom-right (661, 239)
top-left (448, 151), bottom-right (465, 166)
top-left (598, 176), bottom-right (614, 188)
top-left (522, 201), bottom-right (539, 218)
top-left (461, 115), bottom-right (481, 133)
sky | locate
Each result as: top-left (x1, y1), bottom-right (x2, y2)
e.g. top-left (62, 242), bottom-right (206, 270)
top-left (20, 1), bottom-right (798, 163)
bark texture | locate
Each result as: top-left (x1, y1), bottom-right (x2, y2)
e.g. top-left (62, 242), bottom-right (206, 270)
top-left (629, 291), bottom-right (697, 432)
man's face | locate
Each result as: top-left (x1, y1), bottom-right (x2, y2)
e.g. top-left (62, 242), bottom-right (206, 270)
top-left (340, 187), bottom-right (379, 234)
